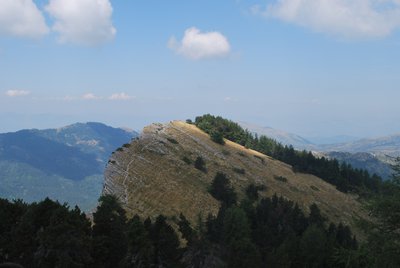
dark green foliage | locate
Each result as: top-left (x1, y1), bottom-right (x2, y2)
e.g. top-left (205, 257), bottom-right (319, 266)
top-left (148, 215), bottom-right (181, 267)
top-left (233, 167), bottom-right (245, 174)
top-left (245, 184), bottom-right (259, 202)
top-left (34, 206), bottom-right (93, 267)
top-left (308, 203), bottom-right (326, 227)
top-left (359, 160), bottom-right (400, 267)
top-left (1, 192), bottom-right (363, 268)
top-left (122, 143), bottom-right (131, 148)
top-left (178, 213), bottom-right (195, 245)
top-left (274, 175), bottom-right (288, 182)
top-left (209, 172), bottom-right (237, 207)
top-left (92, 195), bottom-right (128, 268)
top-left (182, 156), bottom-right (192, 165)
top-left (167, 138), bottom-right (179, 144)
top-left (194, 156), bottom-right (206, 172)
top-left (0, 198), bottom-right (92, 268)
top-left (194, 114), bottom-right (383, 194)
top-left (222, 207), bottom-right (261, 268)
top-left (245, 184), bottom-right (266, 202)
top-left (210, 130), bottom-right (225, 145)
top-left (124, 215), bottom-right (153, 267)
top-left (203, 191), bottom-right (358, 268)
top-left (299, 225), bottom-right (328, 266)
top-left (310, 185), bottom-right (320, 191)
top-left (116, 147), bottom-right (123, 152)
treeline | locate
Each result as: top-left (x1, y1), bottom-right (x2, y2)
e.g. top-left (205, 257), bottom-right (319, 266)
top-left (0, 188), bottom-right (357, 267)
top-left (1, 170), bottom-right (399, 267)
top-left (193, 114), bottom-right (382, 194)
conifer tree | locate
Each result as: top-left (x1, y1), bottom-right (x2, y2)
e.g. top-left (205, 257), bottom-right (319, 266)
top-left (92, 195), bottom-right (128, 268)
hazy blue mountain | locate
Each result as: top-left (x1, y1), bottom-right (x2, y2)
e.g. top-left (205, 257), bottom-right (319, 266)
top-left (239, 122), bottom-right (314, 150)
top-left (324, 151), bottom-right (394, 180)
top-left (317, 134), bottom-right (400, 156)
top-left (240, 122), bottom-right (398, 180)
top-left (306, 135), bottom-right (360, 145)
top-left (0, 123), bottom-right (138, 211)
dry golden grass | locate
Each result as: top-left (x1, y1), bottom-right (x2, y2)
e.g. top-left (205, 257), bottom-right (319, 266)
top-left (104, 120), bottom-right (368, 235)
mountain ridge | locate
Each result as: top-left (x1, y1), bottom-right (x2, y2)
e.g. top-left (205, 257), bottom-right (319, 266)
top-left (0, 122), bottom-right (138, 211)
top-left (104, 120), bottom-right (368, 233)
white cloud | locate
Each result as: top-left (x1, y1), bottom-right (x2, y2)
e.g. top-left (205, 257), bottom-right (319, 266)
top-left (5, 90), bottom-right (30, 97)
top-left (256, 0), bottom-right (400, 38)
top-left (45, 0), bottom-right (116, 45)
top-left (168, 27), bottom-right (231, 60)
top-left (0, 0), bottom-right (49, 38)
top-left (109, 92), bottom-right (134, 101)
top-left (82, 93), bottom-right (101, 100)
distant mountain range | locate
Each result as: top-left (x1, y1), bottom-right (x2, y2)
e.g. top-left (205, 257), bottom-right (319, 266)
top-left (239, 122), bottom-right (314, 150)
top-left (0, 122), bottom-right (138, 211)
top-left (241, 123), bottom-right (400, 180)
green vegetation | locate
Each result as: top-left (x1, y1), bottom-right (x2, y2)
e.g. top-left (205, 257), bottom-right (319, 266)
top-left (209, 172), bottom-right (237, 207)
top-left (233, 167), bottom-right (246, 174)
top-left (310, 185), bottom-right (320, 191)
top-left (195, 114), bottom-right (383, 194)
top-left (274, 175), bottom-right (288, 183)
top-left (167, 137), bottom-right (179, 144)
top-left (3, 175), bottom-right (400, 268)
top-left (245, 183), bottom-right (266, 202)
top-left (194, 156), bottom-right (207, 172)
top-left (210, 130), bottom-right (225, 145)
top-left (182, 156), bottom-right (192, 165)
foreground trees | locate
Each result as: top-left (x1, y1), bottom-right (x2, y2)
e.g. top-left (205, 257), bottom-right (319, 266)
top-left (0, 190), bottom-right (361, 268)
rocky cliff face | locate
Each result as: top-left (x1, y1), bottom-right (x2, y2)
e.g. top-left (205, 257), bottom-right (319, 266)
top-left (104, 121), bottom-right (367, 228)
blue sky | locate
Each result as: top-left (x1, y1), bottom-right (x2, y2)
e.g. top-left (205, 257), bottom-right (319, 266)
top-left (1, 0), bottom-right (400, 138)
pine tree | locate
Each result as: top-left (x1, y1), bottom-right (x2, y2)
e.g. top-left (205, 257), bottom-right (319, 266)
top-left (92, 195), bottom-right (128, 268)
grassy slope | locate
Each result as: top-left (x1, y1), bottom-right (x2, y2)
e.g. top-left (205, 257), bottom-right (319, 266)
top-left (104, 121), bottom-right (368, 233)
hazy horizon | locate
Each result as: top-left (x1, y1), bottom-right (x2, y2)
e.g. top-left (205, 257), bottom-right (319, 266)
top-left (1, 1), bottom-right (400, 138)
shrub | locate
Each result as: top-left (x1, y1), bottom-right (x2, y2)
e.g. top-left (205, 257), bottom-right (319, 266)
top-left (233, 167), bottom-right (246, 175)
top-left (194, 156), bottom-right (207, 172)
top-left (210, 130), bottom-right (225, 145)
top-left (274, 176), bottom-right (288, 183)
top-left (310, 185), bottom-right (320, 191)
top-left (209, 172), bottom-right (237, 207)
top-left (167, 138), bottom-right (179, 144)
top-left (182, 156), bottom-right (192, 165)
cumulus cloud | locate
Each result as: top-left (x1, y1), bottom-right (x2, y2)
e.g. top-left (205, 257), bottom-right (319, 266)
top-left (0, 0), bottom-right (49, 38)
top-left (255, 0), bottom-right (400, 38)
top-left (82, 93), bottom-right (101, 100)
top-left (5, 90), bottom-right (30, 97)
top-left (45, 0), bottom-right (116, 45)
top-left (168, 27), bottom-right (231, 60)
top-left (109, 92), bottom-right (134, 101)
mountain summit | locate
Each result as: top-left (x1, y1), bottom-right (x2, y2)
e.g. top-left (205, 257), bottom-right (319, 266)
top-left (104, 121), bottom-right (367, 231)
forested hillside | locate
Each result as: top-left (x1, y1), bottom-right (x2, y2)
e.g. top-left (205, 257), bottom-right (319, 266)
top-left (194, 114), bottom-right (383, 194)
top-left (0, 122), bottom-right (137, 211)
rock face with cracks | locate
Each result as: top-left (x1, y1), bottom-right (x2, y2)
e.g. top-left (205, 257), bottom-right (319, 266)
top-left (104, 121), bottom-right (367, 232)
